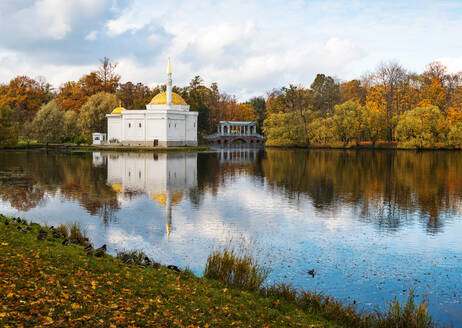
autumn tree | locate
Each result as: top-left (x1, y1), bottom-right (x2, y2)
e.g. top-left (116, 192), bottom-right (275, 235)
top-left (246, 96), bottom-right (266, 132)
top-left (181, 76), bottom-right (212, 134)
top-left (361, 106), bottom-right (387, 146)
top-left (340, 80), bottom-right (367, 105)
top-left (55, 81), bottom-right (87, 113)
top-left (395, 106), bottom-right (447, 148)
top-left (118, 82), bottom-right (153, 109)
top-left (310, 74), bottom-right (340, 115)
top-left (447, 122), bottom-right (462, 148)
top-left (78, 92), bottom-right (119, 135)
top-left (30, 100), bottom-right (64, 145)
top-left (0, 76), bottom-right (50, 127)
top-left (332, 101), bottom-right (363, 146)
top-left (63, 111), bottom-right (80, 141)
top-left (369, 62), bottom-right (408, 141)
top-left (0, 104), bottom-right (19, 146)
top-left (263, 111), bottom-right (310, 146)
top-left (97, 57), bottom-right (120, 93)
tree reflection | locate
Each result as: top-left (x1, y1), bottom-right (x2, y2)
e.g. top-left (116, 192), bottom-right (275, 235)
top-left (0, 151), bottom-right (119, 219)
top-left (261, 150), bottom-right (462, 233)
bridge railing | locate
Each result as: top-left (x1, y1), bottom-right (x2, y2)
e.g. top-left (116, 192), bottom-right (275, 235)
top-left (205, 133), bottom-right (265, 138)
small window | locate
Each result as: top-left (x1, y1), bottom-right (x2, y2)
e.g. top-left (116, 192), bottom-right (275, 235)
top-left (194, 122), bottom-right (196, 128)
top-left (174, 123), bottom-right (176, 128)
top-left (139, 123), bottom-right (142, 128)
top-left (169, 123), bottom-right (171, 128)
top-left (139, 171), bottom-right (141, 178)
top-left (128, 123), bottom-right (131, 128)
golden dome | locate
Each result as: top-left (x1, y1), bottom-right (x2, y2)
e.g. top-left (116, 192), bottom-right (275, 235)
top-left (111, 107), bottom-right (126, 114)
top-left (149, 92), bottom-right (187, 105)
top-left (151, 192), bottom-right (183, 206)
top-left (112, 183), bottom-right (122, 193)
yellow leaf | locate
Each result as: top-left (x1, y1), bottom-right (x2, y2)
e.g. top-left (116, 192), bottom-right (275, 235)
top-left (0, 242), bottom-right (8, 246)
top-left (6, 292), bottom-right (14, 298)
top-left (71, 303), bottom-right (80, 310)
top-left (44, 316), bottom-right (53, 323)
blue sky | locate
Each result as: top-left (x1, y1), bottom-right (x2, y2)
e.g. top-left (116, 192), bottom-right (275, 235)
top-left (1, 0), bottom-right (462, 100)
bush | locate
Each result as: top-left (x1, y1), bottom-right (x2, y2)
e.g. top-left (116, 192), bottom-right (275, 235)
top-left (204, 248), bottom-right (270, 291)
top-left (73, 135), bottom-right (92, 145)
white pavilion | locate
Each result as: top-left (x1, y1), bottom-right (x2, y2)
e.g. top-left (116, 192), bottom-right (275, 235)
top-left (106, 59), bottom-right (198, 147)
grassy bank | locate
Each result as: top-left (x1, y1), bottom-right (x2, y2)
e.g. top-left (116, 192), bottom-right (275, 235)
top-left (0, 143), bottom-right (209, 152)
top-left (0, 215), bottom-right (441, 328)
top-left (0, 214), bottom-right (340, 327)
top-left (266, 141), bottom-right (462, 151)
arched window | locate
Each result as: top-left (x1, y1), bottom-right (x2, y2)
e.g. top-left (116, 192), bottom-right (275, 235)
top-left (128, 123), bottom-right (131, 128)
top-left (139, 123), bottom-right (142, 128)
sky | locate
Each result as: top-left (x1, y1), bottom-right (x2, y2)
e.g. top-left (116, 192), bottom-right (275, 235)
top-left (1, 0), bottom-right (462, 100)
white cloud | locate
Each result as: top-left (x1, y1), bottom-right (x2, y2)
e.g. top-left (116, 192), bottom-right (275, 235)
top-left (85, 30), bottom-right (98, 41)
top-left (438, 56), bottom-right (462, 74)
top-left (2, 0), bottom-right (462, 100)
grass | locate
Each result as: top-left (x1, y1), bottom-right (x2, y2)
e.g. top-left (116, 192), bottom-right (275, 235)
top-left (0, 214), bottom-right (341, 327)
top-left (68, 145), bottom-right (210, 153)
top-left (67, 222), bottom-right (88, 245)
top-left (204, 248), bottom-right (270, 291)
top-left (205, 248), bottom-right (440, 328)
top-left (0, 214), bottom-right (442, 327)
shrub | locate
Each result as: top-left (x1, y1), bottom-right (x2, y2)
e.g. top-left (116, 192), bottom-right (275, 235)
top-left (204, 248), bottom-right (270, 291)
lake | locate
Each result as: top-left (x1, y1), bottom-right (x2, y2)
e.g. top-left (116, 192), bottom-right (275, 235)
top-left (0, 148), bottom-right (461, 325)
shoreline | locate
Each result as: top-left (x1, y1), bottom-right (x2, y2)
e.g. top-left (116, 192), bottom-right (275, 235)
top-left (0, 144), bottom-right (210, 152)
top-left (0, 214), bottom-right (438, 327)
top-left (2, 142), bottom-right (462, 152)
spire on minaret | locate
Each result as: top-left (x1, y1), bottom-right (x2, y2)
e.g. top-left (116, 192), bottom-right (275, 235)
top-left (166, 57), bottom-right (172, 105)
top-left (167, 57), bottom-right (172, 74)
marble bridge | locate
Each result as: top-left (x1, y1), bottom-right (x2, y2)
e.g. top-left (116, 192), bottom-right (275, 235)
top-left (205, 121), bottom-right (265, 145)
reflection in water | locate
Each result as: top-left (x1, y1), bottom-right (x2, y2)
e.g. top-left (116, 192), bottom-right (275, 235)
top-left (104, 152), bottom-right (197, 237)
top-left (1, 149), bottom-right (462, 325)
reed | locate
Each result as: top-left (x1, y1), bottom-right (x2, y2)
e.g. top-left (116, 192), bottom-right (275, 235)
top-left (68, 222), bottom-right (87, 245)
top-left (55, 224), bottom-right (69, 238)
top-left (204, 248), bottom-right (270, 291)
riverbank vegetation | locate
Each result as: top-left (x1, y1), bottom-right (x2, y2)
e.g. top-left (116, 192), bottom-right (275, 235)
top-left (0, 214), bottom-right (341, 327)
top-left (0, 214), bottom-right (440, 327)
top-left (2, 59), bottom-right (462, 149)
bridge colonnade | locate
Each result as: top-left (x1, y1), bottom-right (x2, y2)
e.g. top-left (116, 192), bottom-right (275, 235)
top-left (218, 121), bottom-right (257, 136)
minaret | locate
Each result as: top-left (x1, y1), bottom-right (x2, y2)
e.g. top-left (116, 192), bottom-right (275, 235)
top-left (166, 58), bottom-right (172, 106)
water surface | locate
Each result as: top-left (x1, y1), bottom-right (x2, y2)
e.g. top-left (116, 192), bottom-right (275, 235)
top-left (0, 148), bottom-right (461, 325)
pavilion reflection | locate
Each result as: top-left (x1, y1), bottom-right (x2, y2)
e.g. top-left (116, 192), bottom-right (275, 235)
top-left (102, 152), bottom-right (198, 237)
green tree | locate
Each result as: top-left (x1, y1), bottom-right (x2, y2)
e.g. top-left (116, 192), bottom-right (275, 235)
top-left (78, 92), bottom-right (118, 135)
top-left (332, 101), bottom-right (363, 146)
top-left (263, 111), bottom-right (311, 147)
top-left (63, 111), bottom-right (80, 142)
top-left (310, 74), bottom-right (340, 115)
top-left (0, 104), bottom-right (19, 146)
top-left (447, 122), bottom-right (462, 148)
top-left (395, 106), bottom-right (447, 148)
top-left (247, 96), bottom-right (266, 132)
top-left (361, 106), bottom-right (387, 146)
top-left (31, 100), bottom-right (64, 145)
